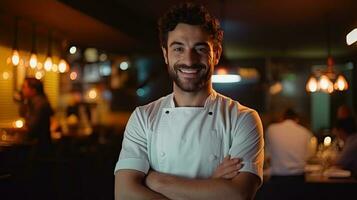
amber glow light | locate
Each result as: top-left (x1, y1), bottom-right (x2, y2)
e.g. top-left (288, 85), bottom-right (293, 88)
top-left (13, 119), bottom-right (24, 128)
top-left (29, 53), bottom-right (38, 69)
top-left (11, 50), bottom-right (20, 66)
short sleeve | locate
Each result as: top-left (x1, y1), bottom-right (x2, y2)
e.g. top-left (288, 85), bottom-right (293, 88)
top-left (114, 108), bottom-right (150, 174)
top-left (229, 110), bottom-right (264, 182)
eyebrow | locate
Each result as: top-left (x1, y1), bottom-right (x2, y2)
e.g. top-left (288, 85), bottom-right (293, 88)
top-left (168, 41), bottom-right (210, 47)
top-left (169, 41), bottom-right (183, 47)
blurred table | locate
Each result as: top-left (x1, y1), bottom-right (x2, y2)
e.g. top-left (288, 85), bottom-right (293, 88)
top-left (258, 166), bottom-right (357, 200)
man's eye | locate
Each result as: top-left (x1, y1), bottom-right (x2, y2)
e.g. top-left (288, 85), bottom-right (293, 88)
top-left (197, 47), bottom-right (209, 53)
top-left (173, 47), bottom-right (184, 52)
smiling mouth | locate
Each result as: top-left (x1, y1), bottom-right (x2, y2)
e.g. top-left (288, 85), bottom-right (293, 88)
top-left (178, 68), bottom-right (202, 78)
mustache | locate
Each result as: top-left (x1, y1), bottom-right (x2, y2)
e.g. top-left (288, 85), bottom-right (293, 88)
top-left (174, 63), bottom-right (206, 70)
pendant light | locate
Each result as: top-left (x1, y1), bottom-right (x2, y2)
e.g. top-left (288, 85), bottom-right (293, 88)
top-left (29, 23), bottom-right (38, 69)
top-left (11, 17), bottom-right (20, 66)
top-left (44, 30), bottom-right (53, 71)
top-left (306, 16), bottom-right (349, 93)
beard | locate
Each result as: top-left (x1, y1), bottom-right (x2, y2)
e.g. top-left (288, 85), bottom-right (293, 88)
top-left (167, 62), bottom-right (212, 92)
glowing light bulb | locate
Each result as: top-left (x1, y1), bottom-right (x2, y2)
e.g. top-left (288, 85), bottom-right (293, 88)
top-left (306, 77), bottom-right (318, 92)
top-left (35, 71), bottom-right (44, 79)
top-left (44, 57), bottom-right (53, 71)
top-left (324, 136), bottom-right (332, 147)
top-left (69, 46), bottom-right (77, 54)
top-left (13, 119), bottom-right (24, 128)
top-left (319, 75), bottom-right (333, 93)
top-left (88, 89), bottom-right (97, 99)
top-left (2, 72), bottom-right (10, 80)
top-left (11, 50), bottom-right (20, 66)
top-left (58, 59), bottom-right (68, 73)
top-left (29, 53), bottom-right (38, 68)
top-left (70, 71), bottom-right (77, 80)
top-left (119, 61), bottom-right (129, 70)
top-left (334, 75), bottom-right (348, 91)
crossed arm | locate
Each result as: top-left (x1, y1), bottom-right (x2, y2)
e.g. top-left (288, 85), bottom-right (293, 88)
top-left (115, 156), bottom-right (261, 200)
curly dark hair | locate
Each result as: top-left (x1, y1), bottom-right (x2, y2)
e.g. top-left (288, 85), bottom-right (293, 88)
top-left (158, 2), bottom-right (223, 50)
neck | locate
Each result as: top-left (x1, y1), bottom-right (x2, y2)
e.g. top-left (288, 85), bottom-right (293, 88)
top-left (173, 84), bottom-right (213, 107)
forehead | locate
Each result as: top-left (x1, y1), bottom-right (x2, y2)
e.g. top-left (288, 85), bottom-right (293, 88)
top-left (167, 23), bottom-right (213, 46)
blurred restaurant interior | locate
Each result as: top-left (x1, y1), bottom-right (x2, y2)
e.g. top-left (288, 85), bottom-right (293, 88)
top-left (0, 0), bottom-right (357, 199)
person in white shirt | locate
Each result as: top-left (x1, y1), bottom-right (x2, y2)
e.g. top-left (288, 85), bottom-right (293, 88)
top-left (265, 108), bottom-right (313, 181)
top-left (334, 117), bottom-right (357, 177)
top-left (114, 3), bottom-right (264, 200)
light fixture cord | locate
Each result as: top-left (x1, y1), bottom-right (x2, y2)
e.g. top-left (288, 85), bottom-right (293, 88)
top-left (13, 17), bottom-right (19, 50)
top-left (31, 23), bottom-right (37, 54)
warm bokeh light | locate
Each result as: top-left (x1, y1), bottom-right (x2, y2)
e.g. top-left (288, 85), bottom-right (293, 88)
top-left (2, 72), bottom-right (10, 80)
top-left (58, 59), bottom-right (68, 73)
top-left (88, 89), bottom-right (97, 99)
top-left (334, 75), bottom-right (349, 91)
top-left (70, 71), bottom-right (78, 80)
top-left (119, 61), bottom-right (129, 70)
top-left (13, 119), bottom-right (24, 128)
top-left (306, 77), bottom-right (318, 92)
top-left (29, 53), bottom-right (38, 69)
top-left (216, 68), bottom-right (228, 75)
top-left (44, 57), bottom-right (53, 71)
top-left (69, 46), bottom-right (77, 54)
top-left (11, 50), bottom-right (20, 66)
top-left (323, 136), bottom-right (332, 147)
top-left (318, 75), bottom-right (333, 91)
top-left (269, 82), bottom-right (283, 95)
top-left (35, 71), bottom-right (44, 79)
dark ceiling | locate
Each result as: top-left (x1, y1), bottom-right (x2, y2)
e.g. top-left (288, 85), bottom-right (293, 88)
top-left (1, 0), bottom-right (357, 59)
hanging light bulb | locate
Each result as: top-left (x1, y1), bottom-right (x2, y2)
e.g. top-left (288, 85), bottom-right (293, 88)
top-left (334, 75), bottom-right (349, 91)
top-left (11, 17), bottom-right (20, 66)
top-left (306, 16), bottom-right (349, 94)
top-left (319, 75), bottom-right (334, 93)
top-left (44, 56), bottom-right (53, 71)
top-left (29, 53), bottom-right (38, 69)
top-left (306, 76), bottom-right (318, 92)
top-left (58, 59), bottom-right (68, 73)
top-left (29, 23), bottom-right (38, 69)
top-left (11, 49), bottom-right (20, 66)
top-left (44, 30), bottom-right (52, 72)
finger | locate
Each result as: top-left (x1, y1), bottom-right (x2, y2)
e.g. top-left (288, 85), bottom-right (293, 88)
top-left (223, 155), bottom-right (231, 162)
top-left (222, 171), bottom-right (239, 179)
top-left (221, 158), bottom-right (241, 168)
top-left (220, 163), bottom-right (242, 176)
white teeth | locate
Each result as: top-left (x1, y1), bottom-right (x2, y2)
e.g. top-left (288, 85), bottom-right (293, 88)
top-left (180, 69), bottom-right (199, 73)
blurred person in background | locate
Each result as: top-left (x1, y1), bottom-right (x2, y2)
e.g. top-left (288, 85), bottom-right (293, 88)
top-left (19, 77), bottom-right (54, 156)
top-left (333, 117), bottom-right (357, 178)
top-left (265, 108), bottom-right (313, 182)
top-left (114, 2), bottom-right (264, 200)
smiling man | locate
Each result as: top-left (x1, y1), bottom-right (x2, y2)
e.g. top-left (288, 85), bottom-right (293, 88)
top-left (114, 3), bottom-right (264, 200)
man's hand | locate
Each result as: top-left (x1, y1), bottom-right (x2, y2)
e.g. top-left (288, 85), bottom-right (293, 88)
top-left (211, 155), bottom-right (243, 179)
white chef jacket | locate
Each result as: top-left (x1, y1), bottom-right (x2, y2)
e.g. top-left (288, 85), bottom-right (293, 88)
top-left (114, 91), bottom-right (264, 181)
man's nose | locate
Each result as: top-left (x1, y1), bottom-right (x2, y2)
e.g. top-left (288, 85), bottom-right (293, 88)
top-left (182, 49), bottom-right (200, 66)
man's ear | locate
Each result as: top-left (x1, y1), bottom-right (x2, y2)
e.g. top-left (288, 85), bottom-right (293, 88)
top-left (162, 47), bottom-right (168, 65)
top-left (214, 45), bottom-right (222, 66)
